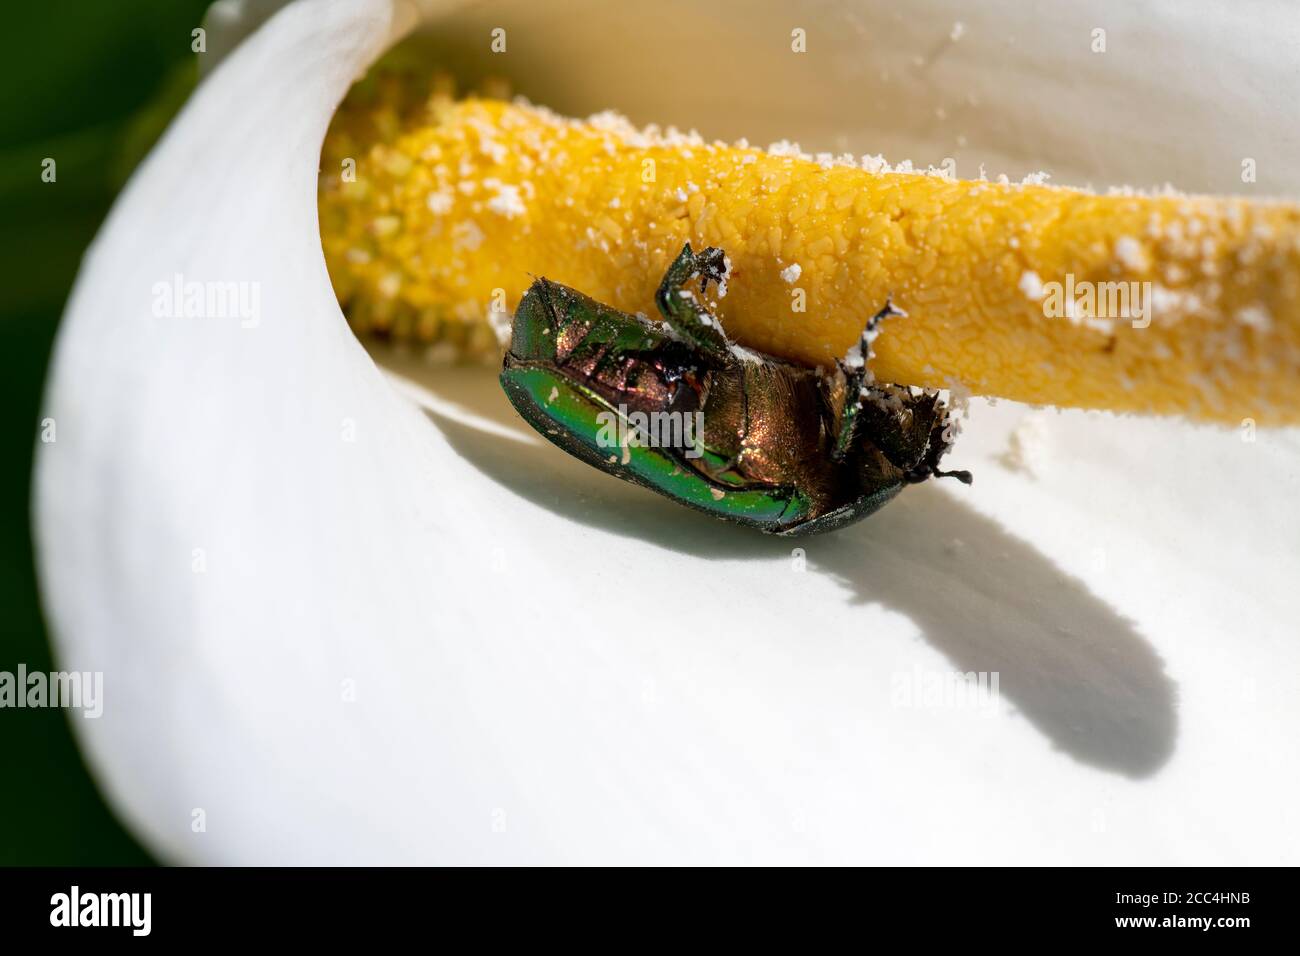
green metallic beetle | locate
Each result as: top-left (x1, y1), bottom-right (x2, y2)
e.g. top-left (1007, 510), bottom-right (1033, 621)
top-left (500, 242), bottom-right (971, 535)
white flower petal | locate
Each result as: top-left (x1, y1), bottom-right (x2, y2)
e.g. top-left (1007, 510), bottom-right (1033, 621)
top-left (200, 0), bottom-right (296, 73)
top-left (34, 0), bottom-right (1300, 864)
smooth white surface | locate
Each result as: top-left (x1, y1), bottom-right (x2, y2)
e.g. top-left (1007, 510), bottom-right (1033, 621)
top-left (34, 0), bottom-right (1300, 863)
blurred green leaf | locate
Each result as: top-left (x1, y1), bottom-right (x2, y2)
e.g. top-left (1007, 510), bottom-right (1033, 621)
top-left (0, 0), bottom-right (217, 866)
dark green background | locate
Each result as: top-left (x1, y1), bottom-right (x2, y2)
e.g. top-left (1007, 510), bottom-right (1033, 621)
top-left (1, 0), bottom-right (215, 865)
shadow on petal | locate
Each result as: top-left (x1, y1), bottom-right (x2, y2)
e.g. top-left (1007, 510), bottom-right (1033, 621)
top-left (389, 360), bottom-right (1178, 779)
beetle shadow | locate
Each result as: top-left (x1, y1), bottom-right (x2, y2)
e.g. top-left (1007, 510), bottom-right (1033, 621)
top-left (390, 363), bottom-right (1178, 779)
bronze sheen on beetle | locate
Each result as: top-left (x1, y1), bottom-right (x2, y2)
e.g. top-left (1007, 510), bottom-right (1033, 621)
top-left (500, 244), bottom-right (971, 535)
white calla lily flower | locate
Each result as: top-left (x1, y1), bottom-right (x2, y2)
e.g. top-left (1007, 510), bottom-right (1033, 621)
top-left (34, 0), bottom-right (1300, 864)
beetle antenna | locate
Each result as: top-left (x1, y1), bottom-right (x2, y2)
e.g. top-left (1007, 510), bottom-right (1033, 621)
top-left (934, 467), bottom-right (973, 484)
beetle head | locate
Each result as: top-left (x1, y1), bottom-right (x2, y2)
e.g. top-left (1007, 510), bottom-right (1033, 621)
top-left (507, 278), bottom-right (566, 363)
top-left (904, 404), bottom-right (973, 485)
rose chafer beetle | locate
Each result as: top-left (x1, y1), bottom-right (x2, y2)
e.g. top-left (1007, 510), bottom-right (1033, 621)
top-left (500, 243), bottom-right (971, 535)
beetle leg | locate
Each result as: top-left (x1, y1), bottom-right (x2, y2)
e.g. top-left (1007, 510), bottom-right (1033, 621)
top-left (655, 242), bottom-right (732, 361)
top-left (831, 299), bottom-right (905, 461)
